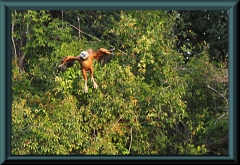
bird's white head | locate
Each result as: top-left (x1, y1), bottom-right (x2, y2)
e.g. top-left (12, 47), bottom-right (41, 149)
top-left (80, 51), bottom-right (89, 60)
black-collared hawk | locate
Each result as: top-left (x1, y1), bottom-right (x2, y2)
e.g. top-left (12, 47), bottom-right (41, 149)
top-left (57, 47), bottom-right (115, 93)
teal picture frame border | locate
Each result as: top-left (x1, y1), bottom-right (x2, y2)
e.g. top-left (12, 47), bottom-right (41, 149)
top-left (0, 0), bottom-right (238, 164)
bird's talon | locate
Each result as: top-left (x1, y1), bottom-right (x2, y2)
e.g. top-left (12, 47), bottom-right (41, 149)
top-left (84, 87), bottom-right (88, 93)
top-left (93, 83), bottom-right (98, 89)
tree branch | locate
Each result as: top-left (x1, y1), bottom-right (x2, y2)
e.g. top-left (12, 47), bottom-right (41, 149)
top-left (214, 112), bottom-right (228, 125)
top-left (115, 112), bottom-right (126, 124)
top-left (207, 85), bottom-right (228, 125)
top-left (12, 22), bottom-right (17, 58)
top-left (207, 85), bottom-right (228, 105)
top-left (66, 22), bottom-right (127, 55)
top-left (128, 127), bottom-right (133, 153)
top-left (205, 135), bottom-right (228, 150)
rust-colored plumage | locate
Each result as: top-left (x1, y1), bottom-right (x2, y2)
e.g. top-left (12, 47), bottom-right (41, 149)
top-left (57, 47), bottom-right (115, 93)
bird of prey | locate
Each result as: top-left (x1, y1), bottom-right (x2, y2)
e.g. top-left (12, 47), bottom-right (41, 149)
top-left (57, 47), bottom-right (115, 93)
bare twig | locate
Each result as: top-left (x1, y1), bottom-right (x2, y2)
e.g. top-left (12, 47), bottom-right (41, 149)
top-left (214, 112), bottom-right (228, 125)
top-left (77, 16), bottom-right (81, 40)
top-left (207, 85), bottom-right (228, 105)
top-left (67, 22), bottom-right (101, 41)
top-left (171, 124), bottom-right (190, 140)
top-left (66, 22), bottom-right (127, 55)
top-left (206, 135), bottom-right (228, 149)
top-left (115, 112), bottom-right (126, 124)
top-left (12, 22), bottom-right (17, 58)
top-left (180, 121), bottom-right (191, 138)
top-left (207, 85), bottom-right (228, 125)
top-left (128, 127), bottom-right (133, 152)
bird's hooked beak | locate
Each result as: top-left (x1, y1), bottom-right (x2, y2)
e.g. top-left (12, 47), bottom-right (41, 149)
top-left (108, 47), bottom-right (115, 56)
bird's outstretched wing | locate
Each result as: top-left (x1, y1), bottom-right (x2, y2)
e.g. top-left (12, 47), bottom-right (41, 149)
top-left (93, 48), bottom-right (115, 65)
top-left (57, 56), bottom-right (77, 71)
top-left (61, 56), bottom-right (77, 67)
top-left (61, 56), bottom-right (76, 61)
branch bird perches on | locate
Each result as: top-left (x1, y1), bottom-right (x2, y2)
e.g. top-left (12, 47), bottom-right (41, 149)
top-left (57, 47), bottom-right (115, 93)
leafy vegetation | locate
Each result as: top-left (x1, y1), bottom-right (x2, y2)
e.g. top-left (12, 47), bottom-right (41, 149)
top-left (11, 10), bottom-right (228, 155)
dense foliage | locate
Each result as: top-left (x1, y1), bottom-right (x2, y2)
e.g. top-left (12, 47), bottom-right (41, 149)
top-left (11, 10), bottom-right (228, 155)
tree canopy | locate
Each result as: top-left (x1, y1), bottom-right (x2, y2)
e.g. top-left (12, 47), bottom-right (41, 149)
top-left (12, 10), bottom-right (228, 155)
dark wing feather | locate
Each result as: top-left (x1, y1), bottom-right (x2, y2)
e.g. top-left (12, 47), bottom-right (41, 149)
top-left (61, 56), bottom-right (76, 68)
top-left (57, 56), bottom-right (77, 72)
top-left (66, 60), bottom-right (75, 68)
top-left (93, 48), bottom-right (114, 65)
